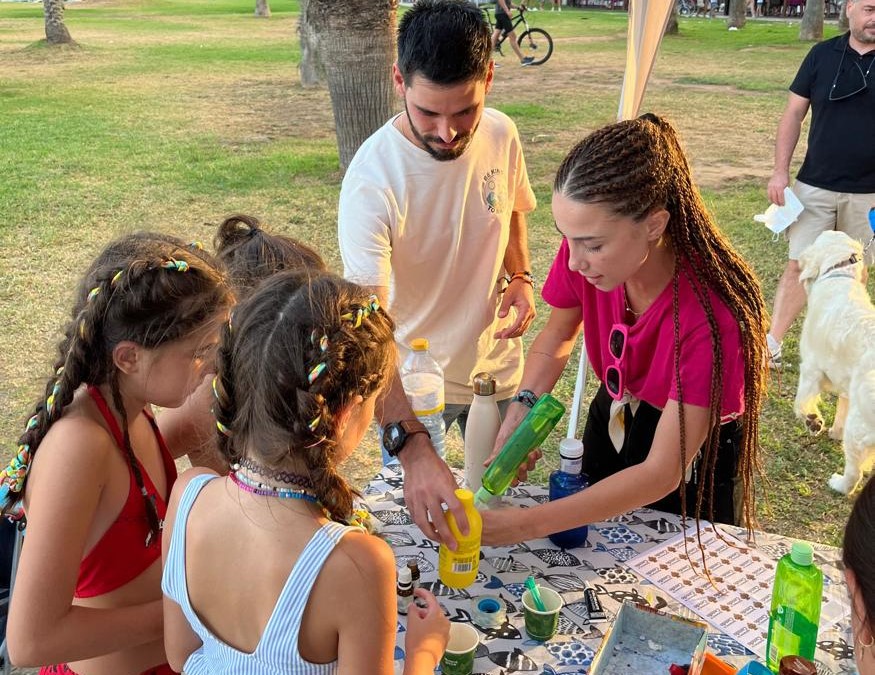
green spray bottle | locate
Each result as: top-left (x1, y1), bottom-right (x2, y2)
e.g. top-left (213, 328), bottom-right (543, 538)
top-left (474, 394), bottom-right (565, 507)
top-left (765, 541), bottom-right (823, 672)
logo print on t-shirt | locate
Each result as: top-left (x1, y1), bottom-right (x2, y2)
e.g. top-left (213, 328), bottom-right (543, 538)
top-left (482, 167), bottom-right (507, 214)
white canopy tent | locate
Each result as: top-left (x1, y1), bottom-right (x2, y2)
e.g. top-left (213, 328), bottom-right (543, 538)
top-left (566, 0), bottom-right (674, 438)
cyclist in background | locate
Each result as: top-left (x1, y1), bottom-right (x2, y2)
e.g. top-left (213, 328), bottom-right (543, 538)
top-left (492, 0), bottom-right (535, 66)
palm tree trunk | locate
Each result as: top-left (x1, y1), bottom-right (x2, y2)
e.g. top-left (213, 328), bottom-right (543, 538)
top-left (664, 0), bottom-right (680, 35)
top-left (255, 0), bottom-right (271, 18)
top-left (728, 0), bottom-right (747, 27)
top-left (299, 0), bottom-right (322, 87)
top-left (304, 0), bottom-right (398, 169)
top-left (43, 0), bottom-right (75, 45)
top-left (799, 0), bottom-right (824, 40)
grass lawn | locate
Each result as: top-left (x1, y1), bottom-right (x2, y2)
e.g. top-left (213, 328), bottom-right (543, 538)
top-left (0, 0), bottom-right (866, 546)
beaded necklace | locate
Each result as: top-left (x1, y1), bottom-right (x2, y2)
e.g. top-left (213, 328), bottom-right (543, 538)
top-left (229, 468), bottom-right (321, 504)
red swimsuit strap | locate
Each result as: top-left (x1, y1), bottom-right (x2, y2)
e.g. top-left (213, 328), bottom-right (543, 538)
top-left (86, 385), bottom-right (127, 449)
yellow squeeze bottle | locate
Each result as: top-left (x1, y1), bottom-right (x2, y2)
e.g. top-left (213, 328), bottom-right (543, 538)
top-left (438, 488), bottom-right (482, 589)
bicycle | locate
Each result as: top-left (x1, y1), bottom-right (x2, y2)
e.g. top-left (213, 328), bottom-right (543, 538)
top-left (484, 4), bottom-right (554, 66)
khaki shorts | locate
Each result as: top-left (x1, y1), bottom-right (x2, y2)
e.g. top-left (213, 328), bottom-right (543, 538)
top-left (787, 180), bottom-right (875, 264)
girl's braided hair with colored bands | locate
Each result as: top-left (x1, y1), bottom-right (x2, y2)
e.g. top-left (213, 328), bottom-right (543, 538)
top-left (211, 271), bottom-right (395, 523)
top-left (1, 232), bottom-right (232, 545)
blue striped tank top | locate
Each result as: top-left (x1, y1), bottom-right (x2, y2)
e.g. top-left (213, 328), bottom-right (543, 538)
top-left (162, 473), bottom-right (355, 674)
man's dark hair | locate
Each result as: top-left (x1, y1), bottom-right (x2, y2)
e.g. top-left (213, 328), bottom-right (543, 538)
top-left (397, 0), bottom-right (492, 86)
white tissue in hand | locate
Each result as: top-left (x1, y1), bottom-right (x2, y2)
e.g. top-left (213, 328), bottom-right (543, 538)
top-left (754, 186), bottom-right (804, 234)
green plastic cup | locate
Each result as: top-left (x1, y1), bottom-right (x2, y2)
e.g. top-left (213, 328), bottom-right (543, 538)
top-left (440, 622), bottom-right (479, 675)
top-left (522, 586), bottom-right (563, 641)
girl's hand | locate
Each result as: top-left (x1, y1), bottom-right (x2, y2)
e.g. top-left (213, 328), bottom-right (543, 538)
top-left (404, 589), bottom-right (449, 668)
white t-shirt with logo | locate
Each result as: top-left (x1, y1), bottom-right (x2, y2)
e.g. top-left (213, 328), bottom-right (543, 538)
top-left (338, 108), bottom-right (537, 404)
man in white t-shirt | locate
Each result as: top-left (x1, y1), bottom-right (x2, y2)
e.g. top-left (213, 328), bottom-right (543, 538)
top-left (338, 0), bottom-right (537, 548)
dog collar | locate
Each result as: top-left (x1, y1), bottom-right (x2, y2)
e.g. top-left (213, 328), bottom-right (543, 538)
top-left (819, 253), bottom-right (862, 282)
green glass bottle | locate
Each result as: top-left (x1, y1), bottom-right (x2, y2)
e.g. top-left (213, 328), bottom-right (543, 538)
top-left (474, 394), bottom-right (564, 506)
top-left (765, 542), bottom-right (823, 673)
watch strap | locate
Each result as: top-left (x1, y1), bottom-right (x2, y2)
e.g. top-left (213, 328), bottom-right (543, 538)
top-left (513, 389), bottom-right (538, 409)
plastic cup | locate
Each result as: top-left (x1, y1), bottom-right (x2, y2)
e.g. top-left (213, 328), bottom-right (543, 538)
top-left (440, 622), bottom-right (479, 675)
top-left (521, 586), bottom-right (563, 641)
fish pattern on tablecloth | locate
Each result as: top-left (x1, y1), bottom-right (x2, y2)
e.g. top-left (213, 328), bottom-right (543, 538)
top-left (363, 466), bottom-right (853, 675)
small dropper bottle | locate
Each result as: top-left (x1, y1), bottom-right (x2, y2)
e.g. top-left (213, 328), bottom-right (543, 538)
top-left (396, 566), bottom-right (414, 615)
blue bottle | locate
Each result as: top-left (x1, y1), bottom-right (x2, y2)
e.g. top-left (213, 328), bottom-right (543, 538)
top-left (547, 438), bottom-right (589, 549)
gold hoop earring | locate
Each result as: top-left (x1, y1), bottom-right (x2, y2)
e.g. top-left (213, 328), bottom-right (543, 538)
top-left (860, 633), bottom-right (875, 649)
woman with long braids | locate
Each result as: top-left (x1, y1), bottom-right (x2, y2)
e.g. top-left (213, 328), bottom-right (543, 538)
top-left (161, 271), bottom-right (448, 674)
top-left (0, 233), bottom-right (231, 673)
top-left (482, 114), bottom-right (767, 546)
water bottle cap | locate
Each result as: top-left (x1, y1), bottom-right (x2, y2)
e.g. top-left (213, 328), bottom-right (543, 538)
top-left (398, 566), bottom-right (412, 585)
top-left (410, 338), bottom-right (429, 351)
top-left (473, 372), bottom-right (496, 396)
top-left (559, 438), bottom-right (583, 459)
top-left (455, 487), bottom-right (474, 506)
top-left (790, 541), bottom-right (814, 566)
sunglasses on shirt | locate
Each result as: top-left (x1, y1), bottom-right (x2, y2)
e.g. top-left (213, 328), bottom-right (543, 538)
top-left (604, 323), bottom-right (628, 401)
top-left (829, 38), bottom-right (874, 102)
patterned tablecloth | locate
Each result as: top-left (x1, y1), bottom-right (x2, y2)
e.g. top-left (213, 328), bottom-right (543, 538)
top-left (361, 465), bottom-right (857, 675)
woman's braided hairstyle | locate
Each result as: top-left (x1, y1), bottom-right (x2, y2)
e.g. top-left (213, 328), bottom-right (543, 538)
top-left (212, 271), bottom-right (396, 523)
top-left (214, 214), bottom-right (327, 300)
top-left (554, 114), bottom-right (768, 529)
top-left (1, 233), bottom-right (232, 544)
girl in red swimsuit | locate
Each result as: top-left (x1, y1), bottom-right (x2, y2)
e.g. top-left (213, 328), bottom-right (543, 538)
top-left (0, 233), bottom-right (232, 675)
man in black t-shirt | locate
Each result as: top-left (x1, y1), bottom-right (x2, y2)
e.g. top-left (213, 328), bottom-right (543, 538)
top-left (764, 0), bottom-right (875, 369)
top-left (492, 0), bottom-right (535, 66)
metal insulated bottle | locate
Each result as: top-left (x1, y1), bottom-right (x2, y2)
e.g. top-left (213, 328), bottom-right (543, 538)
top-left (464, 372), bottom-right (501, 493)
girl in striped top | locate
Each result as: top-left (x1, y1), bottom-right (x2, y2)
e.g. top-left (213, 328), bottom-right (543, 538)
top-left (161, 271), bottom-right (449, 674)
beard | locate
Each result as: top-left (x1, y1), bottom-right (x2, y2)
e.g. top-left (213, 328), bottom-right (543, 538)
top-left (404, 102), bottom-right (478, 161)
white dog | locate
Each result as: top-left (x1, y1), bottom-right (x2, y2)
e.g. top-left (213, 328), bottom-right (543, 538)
top-left (794, 230), bottom-right (875, 495)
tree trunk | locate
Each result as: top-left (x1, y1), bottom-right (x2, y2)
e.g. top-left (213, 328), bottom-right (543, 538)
top-left (304, 0), bottom-right (398, 169)
top-left (838, 0), bottom-right (848, 31)
top-left (255, 0), bottom-right (271, 18)
top-left (43, 0), bottom-right (75, 46)
top-left (799, 0), bottom-right (824, 40)
top-left (664, 0), bottom-right (679, 35)
top-left (728, 0), bottom-right (747, 27)
top-left (298, 0), bottom-right (322, 87)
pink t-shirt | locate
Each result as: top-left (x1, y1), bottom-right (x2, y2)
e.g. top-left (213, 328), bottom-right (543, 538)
top-left (542, 239), bottom-right (745, 419)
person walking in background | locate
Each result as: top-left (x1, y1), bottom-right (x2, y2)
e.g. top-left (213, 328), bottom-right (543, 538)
top-left (764, 0), bottom-right (875, 369)
top-left (339, 0), bottom-right (537, 548)
top-left (842, 475), bottom-right (875, 675)
top-left (492, 0), bottom-right (535, 66)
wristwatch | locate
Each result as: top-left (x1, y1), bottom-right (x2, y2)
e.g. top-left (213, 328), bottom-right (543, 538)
top-left (512, 389), bottom-right (538, 409)
top-left (381, 419), bottom-right (430, 458)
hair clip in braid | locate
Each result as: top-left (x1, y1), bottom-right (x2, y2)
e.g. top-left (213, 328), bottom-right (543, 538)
top-left (368, 294), bottom-right (381, 312)
top-left (308, 362), bottom-right (328, 384)
top-left (188, 241), bottom-right (204, 251)
top-left (161, 258), bottom-right (190, 273)
top-left (0, 443), bottom-right (32, 494)
top-left (79, 320), bottom-right (88, 340)
top-left (211, 375), bottom-right (221, 402)
top-left (319, 335), bottom-right (328, 352)
top-left (216, 419), bottom-right (233, 437)
top-left (111, 269), bottom-right (124, 287)
top-left (46, 382), bottom-right (62, 414)
top-left (307, 414), bottom-right (321, 432)
top-left (26, 414), bottom-right (38, 431)
top-left (87, 287), bottom-right (101, 302)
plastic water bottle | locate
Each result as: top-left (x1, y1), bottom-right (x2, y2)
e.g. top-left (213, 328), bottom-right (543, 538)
top-left (464, 372), bottom-right (501, 492)
top-left (400, 338), bottom-right (446, 459)
top-left (765, 542), bottom-right (823, 672)
top-left (474, 394), bottom-right (565, 506)
top-left (547, 438), bottom-right (589, 549)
